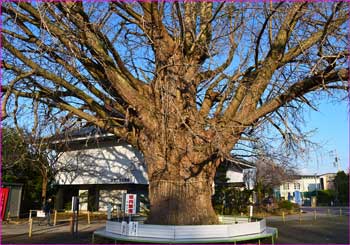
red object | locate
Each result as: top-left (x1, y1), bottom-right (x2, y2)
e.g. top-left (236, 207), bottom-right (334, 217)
top-left (125, 194), bottom-right (137, 214)
top-left (0, 188), bottom-right (10, 220)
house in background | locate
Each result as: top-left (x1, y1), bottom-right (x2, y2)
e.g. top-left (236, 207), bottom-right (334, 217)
top-left (275, 173), bottom-right (336, 204)
top-left (217, 158), bottom-right (256, 190)
top-left (51, 126), bottom-right (148, 212)
top-left (51, 126), bottom-right (256, 212)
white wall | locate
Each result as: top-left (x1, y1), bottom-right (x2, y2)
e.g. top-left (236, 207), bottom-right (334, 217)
top-left (226, 167), bottom-right (256, 190)
top-left (278, 176), bottom-right (321, 199)
top-left (226, 170), bottom-right (243, 183)
top-left (56, 143), bottom-right (148, 185)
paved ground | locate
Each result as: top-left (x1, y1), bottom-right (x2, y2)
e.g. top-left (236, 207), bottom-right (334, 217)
top-left (300, 206), bottom-right (350, 216)
top-left (2, 212), bottom-right (349, 244)
top-left (266, 216), bottom-right (349, 244)
top-left (1, 219), bottom-right (105, 244)
top-left (266, 206), bottom-right (349, 222)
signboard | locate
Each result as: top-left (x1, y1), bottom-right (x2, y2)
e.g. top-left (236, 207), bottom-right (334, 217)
top-left (0, 188), bottom-right (10, 220)
top-left (37, 210), bottom-right (46, 218)
top-left (128, 221), bottom-right (138, 236)
top-left (124, 194), bottom-right (137, 214)
top-left (121, 221), bottom-right (128, 235)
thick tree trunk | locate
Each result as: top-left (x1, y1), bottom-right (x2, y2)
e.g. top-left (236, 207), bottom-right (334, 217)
top-left (138, 60), bottom-right (222, 225)
top-left (147, 177), bottom-right (218, 225)
top-left (142, 141), bottom-right (219, 225)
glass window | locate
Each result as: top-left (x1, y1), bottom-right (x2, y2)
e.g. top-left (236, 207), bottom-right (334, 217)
top-left (283, 183), bottom-right (289, 190)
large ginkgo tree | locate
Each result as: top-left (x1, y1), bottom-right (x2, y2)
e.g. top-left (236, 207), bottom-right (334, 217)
top-left (2, 1), bottom-right (348, 224)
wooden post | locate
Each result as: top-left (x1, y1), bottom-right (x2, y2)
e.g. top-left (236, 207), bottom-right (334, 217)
top-left (282, 212), bottom-right (285, 223)
top-left (327, 208), bottom-right (330, 216)
top-left (28, 218), bottom-right (33, 238)
top-left (299, 210), bottom-right (302, 223)
top-left (29, 210), bottom-right (32, 223)
top-left (87, 211), bottom-right (91, 225)
top-left (7, 211), bottom-right (11, 221)
top-left (314, 210), bottom-right (317, 220)
top-left (240, 212), bottom-right (243, 217)
top-left (70, 216), bottom-right (73, 234)
top-left (339, 208), bottom-right (342, 216)
top-left (53, 210), bottom-right (57, 226)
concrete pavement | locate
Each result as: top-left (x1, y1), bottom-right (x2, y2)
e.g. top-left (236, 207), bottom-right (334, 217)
top-left (300, 206), bottom-right (350, 215)
top-left (266, 206), bottom-right (349, 222)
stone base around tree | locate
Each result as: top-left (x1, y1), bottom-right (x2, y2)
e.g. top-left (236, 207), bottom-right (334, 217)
top-left (92, 216), bottom-right (278, 244)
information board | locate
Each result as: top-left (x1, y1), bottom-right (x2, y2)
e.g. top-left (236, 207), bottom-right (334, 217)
top-left (125, 194), bottom-right (137, 214)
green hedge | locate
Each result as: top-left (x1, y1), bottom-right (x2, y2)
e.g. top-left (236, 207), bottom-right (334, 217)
top-left (278, 200), bottom-right (299, 210)
top-left (303, 190), bottom-right (336, 205)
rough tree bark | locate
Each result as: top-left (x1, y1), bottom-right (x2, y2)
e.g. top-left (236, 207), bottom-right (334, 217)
top-left (2, 2), bottom-right (348, 225)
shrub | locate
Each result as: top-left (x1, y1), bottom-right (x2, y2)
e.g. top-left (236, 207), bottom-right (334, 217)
top-left (278, 200), bottom-right (294, 210)
top-left (212, 186), bottom-right (252, 215)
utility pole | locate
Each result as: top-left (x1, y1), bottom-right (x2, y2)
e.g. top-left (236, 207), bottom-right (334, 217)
top-left (334, 150), bottom-right (340, 172)
top-left (330, 150), bottom-right (340, 172)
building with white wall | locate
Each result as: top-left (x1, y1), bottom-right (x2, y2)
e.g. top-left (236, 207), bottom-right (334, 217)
top-left (52, 127), bottom-right (148, 212)
top-left (216, 158), bottom-right (255, 189)
top-left (275, 173), bottom-right (336, 203)
top-left (52, 126), bottom-right (253, 212)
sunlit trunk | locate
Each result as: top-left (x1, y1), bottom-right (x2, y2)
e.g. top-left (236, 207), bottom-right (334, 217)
top-left (147, 174), bottom-right (218, 225)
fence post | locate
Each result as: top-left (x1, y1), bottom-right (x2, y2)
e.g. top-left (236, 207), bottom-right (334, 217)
top-left (339, 208), bottom-right (342, 216)
top-left (7, 211), bottom-right (11, 222)
top-left (87, 211), bottom-right (91, 225)
top-left (28, 218), bottom-right (33, 238)
top-left (299, 210), bottom-right (302, 223)
top-left (282, 212), bottom-right (285, 223)
top-left (53, 210), bottom-right (57, 226)
top-left (69, 216), bottom-right (73, 234)
top-left (29, 210), bottom-right (32, 223)
top-left (314, 210), bottom-right (317, 220)
top-left (327, 208), bottom-right (330, 216)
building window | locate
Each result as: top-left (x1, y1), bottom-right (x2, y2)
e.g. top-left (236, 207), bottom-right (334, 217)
top-left (294, 183), bottom-right (300, 190)
top-left (283, 183), bottom-right (289, 190)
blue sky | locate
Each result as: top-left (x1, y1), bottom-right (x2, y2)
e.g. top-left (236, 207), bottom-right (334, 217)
top-left (298, 98), bottom-right (349, 175)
